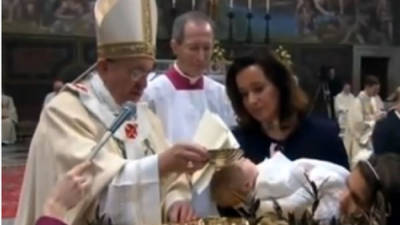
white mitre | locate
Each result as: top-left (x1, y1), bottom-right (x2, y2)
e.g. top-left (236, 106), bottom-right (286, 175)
top-left (94, 0), bottom-right (158, 60)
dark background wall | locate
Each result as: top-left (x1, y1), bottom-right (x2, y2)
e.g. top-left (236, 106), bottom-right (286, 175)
top-left (391, 0), bottom-right (400, 45)
top-left (2, 34), bottom-right (353, 122)
top-left (2, 34), bottom-right (95, 121)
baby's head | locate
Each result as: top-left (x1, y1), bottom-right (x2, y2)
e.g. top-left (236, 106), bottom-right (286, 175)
top-left (210, 158), bottom-right (259, 207)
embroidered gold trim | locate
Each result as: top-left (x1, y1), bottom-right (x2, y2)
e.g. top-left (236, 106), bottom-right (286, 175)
top-left (142, 0), bottom-right (152, 44)
top-left (98, 42), bottom-right (155, 59)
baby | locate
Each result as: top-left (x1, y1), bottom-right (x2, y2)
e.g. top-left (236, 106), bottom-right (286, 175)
top-left (210, 152), bottom-right (349, 221)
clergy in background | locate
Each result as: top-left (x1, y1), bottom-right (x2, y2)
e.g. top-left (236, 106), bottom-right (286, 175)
top-left (143, 11), bottom-right (236, 144)
top-left (334, 82), bottom-right (355, 137)
top-left (15, 1), bottom-right (208, 225)
top-left (343, 75), bottom-right (382, 167)
top-left (2, 93), bottom-right (18, 144)
top-left (142, 11), bottom-right (237, 222)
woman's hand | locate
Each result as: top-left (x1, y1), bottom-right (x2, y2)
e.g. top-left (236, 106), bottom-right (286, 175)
top-left (43, 161), bottom-right (93, 220)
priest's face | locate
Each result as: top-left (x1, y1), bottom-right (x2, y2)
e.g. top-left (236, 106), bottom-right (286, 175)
top-left (171, 21), bottom-right (213, 77)
top-left (98, 57), bottom-right (154, 104)
top-left (339, 168), bottom-right (371, 218)
top-left (343, 83), bottom-right (351, 94)
top-left (236, 65), bottom-right (280, 124)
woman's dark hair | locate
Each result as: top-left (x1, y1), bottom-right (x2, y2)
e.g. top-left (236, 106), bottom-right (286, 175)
top-left (226, 51), bottom-right (308, 130)
top-left (357, 154), bottom-right (400, 224)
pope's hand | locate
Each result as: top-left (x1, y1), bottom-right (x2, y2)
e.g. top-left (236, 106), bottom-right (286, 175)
top-left (159, 143), bottom-right (209, 176)
top-left (43, 161), bottom-right (93, 221)
top-left (168, 201), bottom-right (198, 223)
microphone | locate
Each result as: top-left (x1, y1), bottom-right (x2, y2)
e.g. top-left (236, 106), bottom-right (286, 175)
top-left (89, 101), bottom-right (137, 160)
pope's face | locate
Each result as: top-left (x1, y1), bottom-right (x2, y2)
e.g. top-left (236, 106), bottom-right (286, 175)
top-left (171, 21), bottom-right (213, 77)
top-left (99, 57), bottom-right (154, 104)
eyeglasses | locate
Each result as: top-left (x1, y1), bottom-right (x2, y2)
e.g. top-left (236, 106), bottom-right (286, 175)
top-left (106, 58), bottom-right (153, 82)
top-left (129, 68), bottom-right (151, 82)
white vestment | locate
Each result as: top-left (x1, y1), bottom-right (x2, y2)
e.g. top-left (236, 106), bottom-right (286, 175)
top-left (142, 64), bottom-right (237, 143)
top-left (2, 94), bottom-right (18, 144)
top-left (334, 92), bottom-right (355, 136)
top-left (15, 73), bottom-right (170, 225)
top-left (343, 91), bottom-right (378, 166)
top-left (255, 152), bottom-right (348, 223)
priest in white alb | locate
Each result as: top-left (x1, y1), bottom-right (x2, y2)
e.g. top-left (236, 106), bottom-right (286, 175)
top-left (142, 11), bottom-right (236, 144)
top-left (142, 11), bottom-right (237, 222)
top-left (15, 1), bottom-right (209, 225)
top-left (2, 93), bottom-right (18, 144)
top-left (334, 83), bottom-right (355, 137)
top-left (343, 76), bottom-right (382, 167)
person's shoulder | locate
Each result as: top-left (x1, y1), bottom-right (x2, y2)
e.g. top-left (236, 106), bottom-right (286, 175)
top-left (204, 75), bottom-right (225, 89)
top-left (232, 125), bottom-right (268, 152)
top-left (41, 91), bottom-right (101, 133)
top-left (146, 74), bottom-right (170, 88)
top-left (387, 110), bottom-right (398, 119)
top-left (204, 76), bottom-right (227, 98)
top-left (44, 91), bottom-right (89, 119)
top-left (232, 126), bottom-right (245, 136)
top-left (232, 125), bottom-right (263, 139)
top-left (301, 116), bottom-right (339, 136)
top-left (377, 110), bottom-right (398, 126)
top-left (144, 74), bottom-right (173, 98)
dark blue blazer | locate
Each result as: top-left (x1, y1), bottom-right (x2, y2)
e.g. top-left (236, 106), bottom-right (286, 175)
top-left (372, 110), bottom-right (400, 155)
top-left (233, 116), bottom-right (349, 169)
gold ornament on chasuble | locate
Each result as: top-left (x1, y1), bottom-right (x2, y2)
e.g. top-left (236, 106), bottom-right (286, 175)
top-left (95, 0), bottom-right (157, 60)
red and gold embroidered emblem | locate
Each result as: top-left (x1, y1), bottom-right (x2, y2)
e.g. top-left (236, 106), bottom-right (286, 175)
top-left (125, 123), bottom-right (138, 139)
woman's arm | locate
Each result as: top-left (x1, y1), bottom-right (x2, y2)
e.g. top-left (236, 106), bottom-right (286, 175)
top-left (37, 161), bottom-right (93, 225)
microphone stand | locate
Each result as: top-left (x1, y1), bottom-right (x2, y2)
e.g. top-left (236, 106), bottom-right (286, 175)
top-left (89, 102), bottom-right (136, 160)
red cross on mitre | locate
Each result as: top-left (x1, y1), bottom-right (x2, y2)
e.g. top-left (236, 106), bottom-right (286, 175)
top-left (125, 123), bottom-right (138, 139)
top-left (73, 83), bottom-right (88, 93)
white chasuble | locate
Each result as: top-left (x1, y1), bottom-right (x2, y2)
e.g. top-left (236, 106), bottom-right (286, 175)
top-left (15, 73), bottom-right (168, 225)
top-left (143, 64), bottom-right (237, 143)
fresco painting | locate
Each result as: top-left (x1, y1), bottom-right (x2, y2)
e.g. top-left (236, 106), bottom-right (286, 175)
top-left (2, 0), bottom-right (394, 45)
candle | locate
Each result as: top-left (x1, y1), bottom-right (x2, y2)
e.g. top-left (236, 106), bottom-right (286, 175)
top-left (192, 0), bottom-right (195, 9)
top-left (248, 0), bottom-right (252, 10)
top-left (266, 0), bottom-right (270, 13)
top-left (172, 0), bottom-right (176, 8)
top-left (229, 0), bottom-right (233, 8)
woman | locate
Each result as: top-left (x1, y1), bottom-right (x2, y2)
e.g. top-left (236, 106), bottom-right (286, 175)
top-left (340, 153), bottom-right (400, 225)
top-left (226, 53), bottom-right (349, 168)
